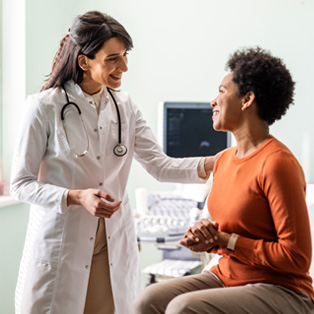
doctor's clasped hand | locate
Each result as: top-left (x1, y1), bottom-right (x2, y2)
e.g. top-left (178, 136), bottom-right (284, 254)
top-left (67, 189), bottom-right (122, 218)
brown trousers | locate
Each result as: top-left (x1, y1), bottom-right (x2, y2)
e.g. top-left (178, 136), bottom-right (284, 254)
top-left (134, 271), bottom-right (314, 314)
top-left (84, 218), bottom-right (115, 314)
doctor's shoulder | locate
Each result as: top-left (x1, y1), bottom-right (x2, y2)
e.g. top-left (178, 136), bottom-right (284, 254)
top-left (110, 88), bottom-right (139, 115)
top-left (113, 89), bottom-right (146, 119)
top-left (22, 87), bottom-right (63, 123)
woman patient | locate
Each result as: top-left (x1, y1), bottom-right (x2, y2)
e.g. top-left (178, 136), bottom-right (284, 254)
top-left (134, 47), bottom-right (314, 314)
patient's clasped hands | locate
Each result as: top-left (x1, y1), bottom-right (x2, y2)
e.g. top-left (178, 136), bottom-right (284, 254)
top-left (179, 219), bottom-right (220, 252)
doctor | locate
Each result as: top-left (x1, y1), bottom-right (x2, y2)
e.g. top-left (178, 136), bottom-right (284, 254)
top-left (11, 11), bottom-right (217, 314)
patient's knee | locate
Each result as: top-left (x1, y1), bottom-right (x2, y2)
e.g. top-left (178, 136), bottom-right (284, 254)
top-left (134, 284), bottom-right (162, 314)
top-left (165, 294), bottom-right (196, 314)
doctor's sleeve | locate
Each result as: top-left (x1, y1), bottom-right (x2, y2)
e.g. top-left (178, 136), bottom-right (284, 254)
top-left (131, 101), bottom-right (205, 184)
top-left (10, 95), bottom-right (68, 213)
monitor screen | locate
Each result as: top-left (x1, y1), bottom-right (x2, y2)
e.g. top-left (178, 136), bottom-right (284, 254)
top-left (160, 102), bottom-right (231, 158)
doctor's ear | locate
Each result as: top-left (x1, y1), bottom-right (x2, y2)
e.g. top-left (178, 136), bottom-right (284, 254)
top-left (241, 91), bottom-right (255, 111)
top-left (78, 55), bottom-right (89, 71)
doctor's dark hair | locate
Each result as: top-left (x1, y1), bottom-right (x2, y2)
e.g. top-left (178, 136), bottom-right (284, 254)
top-left (41, 11), bottom-right (133, 91)
top-left (226, 47), bottom-right (295, 125)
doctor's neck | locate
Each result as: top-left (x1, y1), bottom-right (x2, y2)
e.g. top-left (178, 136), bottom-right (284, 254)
top-left (79, 80), bottom-right (103, 95)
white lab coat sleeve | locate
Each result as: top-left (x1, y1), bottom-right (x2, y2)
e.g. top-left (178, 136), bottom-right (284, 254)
top-left (131, 101), bottom-right (204, 183)
top-left (10, 95), bottom-right (68, 213)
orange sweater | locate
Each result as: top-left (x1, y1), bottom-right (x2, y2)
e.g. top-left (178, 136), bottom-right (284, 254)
top-left (209, 135), bottom-right (314, 300)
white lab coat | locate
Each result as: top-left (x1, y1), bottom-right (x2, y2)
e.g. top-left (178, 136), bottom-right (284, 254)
top-left (10, 81), bottom-right (204, 314)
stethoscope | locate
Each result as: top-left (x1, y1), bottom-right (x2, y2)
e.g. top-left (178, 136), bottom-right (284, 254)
top-left (61, 85), bottom-right (127, 157)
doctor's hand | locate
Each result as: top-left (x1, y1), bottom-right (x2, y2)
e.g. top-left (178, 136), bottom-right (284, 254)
top-left (179, 219), bottom-right (219, 252)
top-left (204, 150), bottom-right (225, 175)
top-left (68, 189), bottom-right (122, 218)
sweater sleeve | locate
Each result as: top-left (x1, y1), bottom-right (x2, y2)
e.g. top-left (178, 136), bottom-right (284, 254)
top-left (217, 151), bottom-right (312, 275)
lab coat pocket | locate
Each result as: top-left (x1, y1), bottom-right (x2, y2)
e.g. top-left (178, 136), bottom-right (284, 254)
top-left (31, 206), bottom-right (67, 264)
top-left (20, 260), bottom-right (57, 314)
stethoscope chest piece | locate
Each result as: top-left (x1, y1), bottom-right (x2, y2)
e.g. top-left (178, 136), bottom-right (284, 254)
top-left (114, 144), bottom-right (127, 157)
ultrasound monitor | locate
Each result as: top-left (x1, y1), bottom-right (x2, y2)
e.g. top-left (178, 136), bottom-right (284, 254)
top-left (159, 102), bottom-right (231, 158)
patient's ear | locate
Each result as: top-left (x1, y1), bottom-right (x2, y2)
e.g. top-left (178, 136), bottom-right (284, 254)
top-left (78, 55), bottom-right (89, 71)
top-left (241, 91), bottom-right (255, 111)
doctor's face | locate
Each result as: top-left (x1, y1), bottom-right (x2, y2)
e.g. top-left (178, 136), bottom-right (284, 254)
top-left (83, 37), bottom-right (128, 91)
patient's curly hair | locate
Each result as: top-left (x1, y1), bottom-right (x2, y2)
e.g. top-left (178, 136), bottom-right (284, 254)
top-left (226, 47), bottom-right (295, 125)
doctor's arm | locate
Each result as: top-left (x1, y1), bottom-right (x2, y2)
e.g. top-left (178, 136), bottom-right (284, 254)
top-left (132, 102), bottom-right (217, 183)
top-left (10, 96), bottom-right (70, 213)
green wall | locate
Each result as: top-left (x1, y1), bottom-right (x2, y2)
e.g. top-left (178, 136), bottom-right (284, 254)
top-left (0, 203), bottom-right (29, 314)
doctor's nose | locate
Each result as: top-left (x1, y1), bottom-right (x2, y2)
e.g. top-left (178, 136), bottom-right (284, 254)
top-left (118, 57), bottom-right (128, 72)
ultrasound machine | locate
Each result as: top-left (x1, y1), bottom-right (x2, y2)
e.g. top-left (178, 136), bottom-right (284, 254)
top-left (135, 101), bottom-right (231, 283)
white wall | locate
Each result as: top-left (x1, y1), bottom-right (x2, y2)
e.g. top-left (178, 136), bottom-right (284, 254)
top-left (1, 0), bottom-right (26, 189)
top-left (22, 0), bottom-right (314, 209)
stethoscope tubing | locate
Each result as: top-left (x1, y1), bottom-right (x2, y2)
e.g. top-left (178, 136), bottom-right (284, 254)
top-left (61, 85), bottom-right (127, 157)
top-left (61, 85), bottom-right (82, 119)
top-left (107, 88), bottom-right (121, 144)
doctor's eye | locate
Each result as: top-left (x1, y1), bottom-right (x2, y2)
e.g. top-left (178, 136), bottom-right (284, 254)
top-left (108, 57), bottom-right (118, 62)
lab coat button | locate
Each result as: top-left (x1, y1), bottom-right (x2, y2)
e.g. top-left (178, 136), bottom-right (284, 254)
top-left (99, 126), bottom-right (103, 130)
top-left (89, 101), bottom-right (93, 104)
top-left (99, 182), bottom-right (103, 186)
top-left (90, 237), bottom-right (94, 241)
top-left (93, 128), bottom-right (97, 132)
top-left (108, 236), bottom-right (110, 240)
top-left (85, 265), bottom-right (89, 269)
top-left (97, 156), bottom-right (101, 160)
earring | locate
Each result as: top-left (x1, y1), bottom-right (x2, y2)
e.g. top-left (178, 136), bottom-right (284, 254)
top-left (241, 107), bottom-right (245, 111)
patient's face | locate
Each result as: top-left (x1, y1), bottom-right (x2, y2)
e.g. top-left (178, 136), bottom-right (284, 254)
top-left (211, 72), bottom-right (244, 132)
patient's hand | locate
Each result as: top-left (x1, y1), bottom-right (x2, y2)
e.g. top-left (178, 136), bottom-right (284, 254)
top-left (179, 219), bottom-right (219, 252)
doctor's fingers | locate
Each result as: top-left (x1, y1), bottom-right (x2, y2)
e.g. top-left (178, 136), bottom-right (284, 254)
top-left (94, 204), bottom-right (120, 218)
top-left (98, 198), bottom-right (122, 208)
top-left (98, 207), bottom-right (120, 218)
top-left (99, 201), bottom-right (121, 212)
top-left (98, 192), bottom-right (116, 203)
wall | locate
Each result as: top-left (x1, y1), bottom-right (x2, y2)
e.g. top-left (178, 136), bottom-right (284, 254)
top-left (0, 203), bottom-right (29, 313)
top-left (77, 0), bottom-right (314, 186)
top-left (25, 0), bottom-right (314, 209)
top-left (1, 0), bottom-right (314, 313)
top-left (0, 0), bottom-right (27, 310)
top-left (1, 0), bottom-right (25, 190)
